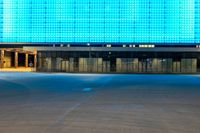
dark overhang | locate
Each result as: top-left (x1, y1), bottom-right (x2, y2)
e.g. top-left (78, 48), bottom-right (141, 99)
top-left (23, 46), bottom-right (200, 53)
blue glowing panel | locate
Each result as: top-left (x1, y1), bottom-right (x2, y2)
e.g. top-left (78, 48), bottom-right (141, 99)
top-left (0, 0), bottom-right (200, 44)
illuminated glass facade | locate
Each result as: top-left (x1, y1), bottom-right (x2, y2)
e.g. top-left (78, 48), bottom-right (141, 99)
top-left (0, 0), bottom-right (200, 44)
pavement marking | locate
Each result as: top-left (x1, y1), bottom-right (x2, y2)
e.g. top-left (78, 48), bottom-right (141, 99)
top-left (83, 88), bottom-right (92, 92)
top-left (42, 90), bottom-right (96, 133)
top-left (41, 102), bottom-right (82, 133)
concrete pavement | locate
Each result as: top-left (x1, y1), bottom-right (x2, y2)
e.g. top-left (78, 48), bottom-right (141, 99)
top-left (0, 73), bottom-right (200, 133)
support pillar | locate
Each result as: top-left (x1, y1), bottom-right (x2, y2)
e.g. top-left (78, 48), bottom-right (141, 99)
top-left (15, 51), bottom-right (18, 68)
top-left (25, 53), bottom-right (29, 68)
top-left (38, 56), bottom-right (42, 69)
top-left (34, 49), bottom-right (37, 68)
top-left (0, 50), bottom-right (5, 68)
top-left (34, 54), bottom-right (37, 68)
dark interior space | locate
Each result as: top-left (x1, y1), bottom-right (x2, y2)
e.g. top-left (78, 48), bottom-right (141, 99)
top-left (28, 55), bottom-right (34, 67)
top-left (18, 53), bottom-right (25, 67)
top-left (11, 52), bottom-right (15, 67)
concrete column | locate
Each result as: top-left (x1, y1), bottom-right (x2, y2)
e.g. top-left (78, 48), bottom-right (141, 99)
top-left (0, 50), bottom-right (5, 68)
top-left (34, 54), bottom-right (37, 68)
top-left (15, 51), bottom-right (18, 68)
top-left (25, 53), bottom-right (29, 68)
top-left (38, 57), bottom-right (42, 69)
top-left (37, 53), bottom-right (42, 69)
top-left (34, 49), bottom-right (37, 68)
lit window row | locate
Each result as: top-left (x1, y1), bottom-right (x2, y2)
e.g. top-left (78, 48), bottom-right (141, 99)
top-left (196, 45), bottom-right (200, 48)
top-left (106, 44), bottom-right (112, 48)
top-left (122, 45), bottom-right (136, 48)
top-left (139, 45), bottom-right (155, 48)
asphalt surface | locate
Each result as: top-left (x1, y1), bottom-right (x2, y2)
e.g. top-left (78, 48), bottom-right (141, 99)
top-left (0, 73), bottom-right (200, 133)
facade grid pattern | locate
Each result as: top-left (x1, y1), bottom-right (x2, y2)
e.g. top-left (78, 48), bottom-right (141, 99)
top-left (0, 0), bottom-right (199, 44)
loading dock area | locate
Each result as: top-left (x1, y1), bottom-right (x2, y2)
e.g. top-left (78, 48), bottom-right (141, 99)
top-left (0, 48), bottom-right (37, 72)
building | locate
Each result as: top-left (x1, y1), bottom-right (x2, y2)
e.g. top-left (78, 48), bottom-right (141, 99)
top-left (0, 0), bottom-right (200, 73)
